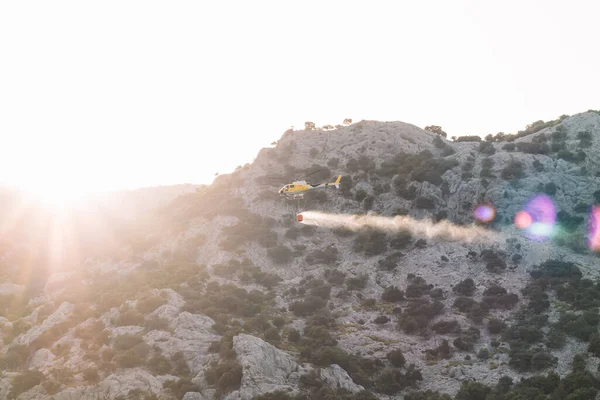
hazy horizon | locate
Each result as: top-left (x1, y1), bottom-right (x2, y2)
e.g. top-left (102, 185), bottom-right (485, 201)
top-left (1, 0), bottom-right (598, 195)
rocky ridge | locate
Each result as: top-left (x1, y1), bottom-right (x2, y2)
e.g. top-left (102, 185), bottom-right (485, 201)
top-left (1, 111), bottom-right (600, 399)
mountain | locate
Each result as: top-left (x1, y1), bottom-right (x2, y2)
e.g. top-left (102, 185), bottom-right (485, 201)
top-left (1, 111), bottom-right (600, 399)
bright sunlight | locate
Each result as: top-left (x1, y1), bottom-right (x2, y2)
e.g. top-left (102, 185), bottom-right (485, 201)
top-left (18, 181), bottom-right (92, 209)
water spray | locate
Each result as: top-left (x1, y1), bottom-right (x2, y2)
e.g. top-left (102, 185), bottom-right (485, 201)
top-left (297, 211), bottom-right (498, 244)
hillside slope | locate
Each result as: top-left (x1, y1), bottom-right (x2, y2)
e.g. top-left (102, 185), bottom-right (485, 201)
top-left (2, 111), bottom-right (600, 399)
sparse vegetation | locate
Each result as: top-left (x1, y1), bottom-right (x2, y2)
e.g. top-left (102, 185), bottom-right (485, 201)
top-left (3, 110), bottom-right (600, 399)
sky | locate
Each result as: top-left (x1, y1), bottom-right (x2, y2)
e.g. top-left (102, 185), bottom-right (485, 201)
top-left (0, 0), bottom-right (598, 195)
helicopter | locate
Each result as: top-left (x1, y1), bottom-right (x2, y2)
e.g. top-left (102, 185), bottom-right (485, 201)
top-left (278, 172), bottom-right (342, 200)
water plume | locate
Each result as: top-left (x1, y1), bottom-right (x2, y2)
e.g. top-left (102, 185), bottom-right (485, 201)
top-left (298, 211), bottom-right (498, 244)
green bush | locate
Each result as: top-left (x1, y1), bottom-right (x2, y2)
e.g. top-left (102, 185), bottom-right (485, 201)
top-left (386, 349), bottom-right (406, 367)
top-left (478, 141), bottom-right (495, 155)
top-left (267, 245), bottom-right (293, 265)
top-left (164, 377), bottom-right (201, 400)
top-left (114, 310), bottom-right (145, 326)
top-left (136, 295), bottom-right (167, 314)
top-left (382, 286), bottom-right (404, 302)
top-left (487, 318), bottom-right (507, 334)
top-left (346, 274), bottom-right (368, 291)
top-left (501, 160), bottom-right (525, 180)
top-left (148, 354), bottom-right (172, 375)
top-left (453, 278), bottom-right (476, 296)
top-left (415, 196), bottom-right (435, 209)
top-left (289, 296), bottom-right (327, 317)
top-left (8, 369), bottom-right (45, 400)
top-left (204, 360), bottom-right (243, 396)
top-left (432, 320), bottom-right (461, 334)
top-left (353, 230), bottom-right (388, 256)
top-left (83, 367), bottom-right (100, 383)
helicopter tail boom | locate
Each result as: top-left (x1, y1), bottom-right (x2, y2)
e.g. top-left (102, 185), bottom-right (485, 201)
top-left (328, 175), bottom-right (342, 188)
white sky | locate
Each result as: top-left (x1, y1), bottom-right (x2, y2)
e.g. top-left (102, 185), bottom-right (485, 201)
top-left (1, 0), bottom-right (598, 193)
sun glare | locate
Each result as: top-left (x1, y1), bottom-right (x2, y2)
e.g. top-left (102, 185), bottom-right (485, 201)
top-left (20, 182), bottom-right (90, 210)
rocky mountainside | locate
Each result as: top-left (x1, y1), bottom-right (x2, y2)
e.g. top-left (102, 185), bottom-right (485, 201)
top-left (2, 111), bottom-right (600, 399)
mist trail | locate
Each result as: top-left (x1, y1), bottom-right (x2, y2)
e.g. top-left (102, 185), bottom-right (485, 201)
top-left (299, 211), bottom-right (499, 244)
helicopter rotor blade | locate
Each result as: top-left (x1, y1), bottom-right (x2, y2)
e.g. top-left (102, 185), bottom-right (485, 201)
top-left (295, 170), bottom-right (323, 181)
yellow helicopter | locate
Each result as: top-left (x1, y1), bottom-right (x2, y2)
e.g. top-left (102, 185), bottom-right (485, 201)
top-left (278, 173), bottom-right (342, 200)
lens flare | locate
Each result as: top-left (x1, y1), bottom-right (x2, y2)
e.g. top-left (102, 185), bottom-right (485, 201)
top-left (514, 211), bottom-right (532, 229)
top-left (518, 194), bottom-right (556, 241)
top-left (474, 204), bottom-right (495, 223)
top-left (589, 206), bottom-right (600, 251)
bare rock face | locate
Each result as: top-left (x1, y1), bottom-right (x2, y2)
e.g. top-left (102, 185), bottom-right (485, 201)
top-left (224, 334), bottom-right (363, 399)
top-left (318, 363), bottom-right (364, 392)
top-left (15, 301), bottom-right (74, 347)
top-left (5, 111), bottom-right (600, 400)
top-left (149, 288), bottom-right (185, 321)
top-left (52, 368), bottom-right (178, 400)
top-left (0, 282), bottom-right (25, 296)
top-left (183, 392), bottom-right (210, 400)
top-left (29, 348), bottom-right (56, 370)
top-left (145, 312), bottom-right (220, 374)
top-left (228, 333), bottom-right (299, 399)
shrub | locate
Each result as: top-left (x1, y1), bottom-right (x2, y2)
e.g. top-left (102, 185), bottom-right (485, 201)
top-left (324, 269), bottom-right (346, 286)
top-left (487, 318), bottom-right (507, 334)
top-left (373, 366), bottom-right (423, 394)
top-left (353, 230), bottom-right (388, 256)
top-left (149, 354), bottom-right (172, 375)
top-left (544, 182), bottom-right (557, 196)
top-left (346, 158), bottom-right (359, 172)
top-left (136, 295), bottom-right (167, 314)
top-left (114, 349), bottom-right (144, 368)
top-left (516, 142), bottom-right (550, 154)
top-left (355, 189), bottom-right (368, 202)
top-left (327, 157), bottom-right (340, 168)
top-left (165, 377), bottom-right (201, 400)
top-left (478, 348), bottom-right (490, 360)
top-left (426, 340), bottom-right (452, 360)
top-left (432, 320), bottom-right (461, 334)
top-left (415, 196), bottom-right (435, 209)
top-left (306, 245), bottom-right (338, 265)
top-left (405, 276), bottom-right (433, 298)
top-left (453, 278), bottom-right (476, 296)
top-left (83, 367), bottom-right (100, 383)
top-left (357, 155), bottom-right (376, 172)
top-left (267, 245), bottom-right (293, 264)
top-left (288, 329), bottom-right (301, 343)
top-left (386, 349), bottom-right (405, 367)
top-left (578, 131), bottom-right (592, 148)
top-left (398, 298), bottom-right (444, 334)
top-left (8, 370), bottom-right (45, 399)
top-left (346, 274), bottom-right (368, 291)
top-left (455, 136), bottom-right (481, 142)
top-left (289, 296), bottom-right (327, 317)
top-left (501, 160), bottom-right (525, 180)
top-left (374, 316), bottom-right (390, 324)
top-left (389, 232), bottom-right (412, 249)
top-left (382, 286), bottom-right (404, 302)
top-left (378, 252), bottom-right (404, 271)
top-left (478, 142), bottom-right (495, 155)
top-left (455, 381), bottom-right (491, 400)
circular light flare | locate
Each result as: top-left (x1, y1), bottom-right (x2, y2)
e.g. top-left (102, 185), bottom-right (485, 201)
top-left (514, 211), bottom-right (532, 229)
top-left (589, 206), bottom-right (600, 252)
top-left (474, 204), bottom-right (495, 223)
top-left (516, 194), bottom-right (557, 241)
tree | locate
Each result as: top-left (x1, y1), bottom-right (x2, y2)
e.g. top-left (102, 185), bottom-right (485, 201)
top-left (304, 121), bottom-right (316, 130)
top-left (343, 118), bottom-right (352, 125)
top-left (425, 125), bottom-right (447, 138)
